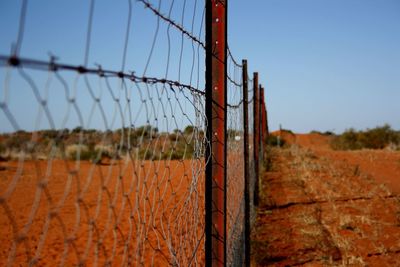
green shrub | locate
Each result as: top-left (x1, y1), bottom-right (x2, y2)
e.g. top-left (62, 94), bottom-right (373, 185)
top-left (331, 128), bottom-right (361, 150)
top-left (66, 144), bottom-right (97, 161)
top-left (171, 144), bottom-right (194, 160)
top-left (168, 132), bottom-right (184, 142)
top-left (138, 147), bottom-right (154, 160)
top-left (40, 129), bottom-right (59, 139)
top-left (331, 124), bottom-right (399, 150)
top-left (281, 129), bottom-right (294, 134)
top-left (183, 125), bottom-right (195, 135)
top-left (266, 135), bottom-right (286, 147)
top-left (323, 131), bottom-right (334, 136)
top-left (4, 133), bottom-right (30, 151)
top-left (0, 142), bottom-right (5, 154)
top-left (360, 125), bottom-right (398, 149)
top-left (310, 130), bottom-right (334, 136)
top-left (159, 139), bottom-right (195, 160)
top-left (135, 125), bottom-right (158, 140)
top-left (90, 145), bottom-right (117, 163)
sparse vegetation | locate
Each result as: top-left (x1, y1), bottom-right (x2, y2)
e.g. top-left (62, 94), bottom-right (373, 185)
top-left (66, 144), bottom-right (93, 161)
top-left (0, 125), bottom-right (202, 161)
top-left (331, 124), bottom-right (400, 150)
top-left (254, 143), bottom-right (400, 266)
top-left (281, 128), bottom-right (294, 134)
top-left (310, 130), bottom-right (334, 136)
top-left (266, 134), bottom-right (286, 147)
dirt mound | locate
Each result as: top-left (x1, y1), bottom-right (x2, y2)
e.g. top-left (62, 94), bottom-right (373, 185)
top-left (295, 133), bottom-right (333, 150)
top-left (270, 130), bottom-right (296, 144)
top-left (271, 131), bottom-right (332, 150)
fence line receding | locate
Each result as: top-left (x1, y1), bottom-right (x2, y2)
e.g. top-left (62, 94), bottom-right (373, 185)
top-left (0, 1), bottom-right (269, 266)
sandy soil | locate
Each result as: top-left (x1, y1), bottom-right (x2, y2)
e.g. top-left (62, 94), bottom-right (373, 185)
top-left (252, 134), bottom-right (400, 266)
top-left (0, 158), bottom-right (205, 266)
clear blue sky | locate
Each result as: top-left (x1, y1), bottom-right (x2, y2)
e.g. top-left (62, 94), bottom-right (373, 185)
top-left (229, 0), bottom-right (400, 133)
top-left (0, 0), bottom-right (206, 132)
top-left (0, 0), bottom-right (399, 133)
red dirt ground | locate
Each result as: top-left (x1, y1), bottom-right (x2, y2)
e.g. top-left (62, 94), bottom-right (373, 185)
top-left (252, 133), bottom-right (400, 266)
top-left (0, 159), bottom-right (205, 266)
top-left (0, 150), bottom-right (243, 266)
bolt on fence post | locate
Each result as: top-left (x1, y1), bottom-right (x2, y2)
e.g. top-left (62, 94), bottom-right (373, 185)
top-left (253, 73), bottom-right (260, 207)
top-left (242, 59), bottom-right (250, 267)
top-left (205, 0), bottom-right (227, 266)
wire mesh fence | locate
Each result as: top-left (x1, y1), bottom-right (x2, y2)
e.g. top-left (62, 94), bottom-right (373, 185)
top-left (226, 53), bottom-right (245, 266)
top-left (0, 0), bottom-right (208, 266)
top-left (0, 0), bottom-right (267, 266)
top-left (247, 77), bottom-right (257, 226)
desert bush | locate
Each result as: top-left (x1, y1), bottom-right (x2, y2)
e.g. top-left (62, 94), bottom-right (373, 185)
top-left (168, 132), bottom-right (184, 142)
top-left (170, 148), bottom-right (185, 160)
top-left (331, 124), bottom-right (399, 150)
top-left (3, 133), bottom-right (30, 151)
top-left (94, 144), bottom-right (118, 158)
top-left (168, 133), bottom-right (177, 142)
top-left (72, 126), bottom-right (83, 133)
top-left (359, 125), bottom-right (399, 149)
top-left (183, 125), bottom-right (195, 135)
top-left (331, 128), bottom-right (361, 150)
top-left (310, 130), bottom-right (334, 136)
top-left (323, 131), bottom-right (334, 136)
top-left (266, 135), bottom-right (286, 147)
top-left (135, 125), bottom-right (158, 140)
top-left (0, 142), bottom-right (5, 154)
top-left (0, 125), bottom-right (201, 161)
top-left (66, 144), bottom-right (95, 161)
top-left (85, 145), bottom-right (117, 164)
top-left (281, 129), bottom-right (294, 134)
top-left (161, 142), bottom-right (194, 160)
top-left (138, 147), bottom-right (154, 160)
top-left (40, 129), bottom-right (59, 139)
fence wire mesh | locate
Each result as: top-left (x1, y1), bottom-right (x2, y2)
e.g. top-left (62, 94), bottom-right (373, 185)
top-left (247, 78), bottom-right (256, 226)
top-left (226, 52), bottom-right (245, 267)
top-left (0, 1), bottom-right (262, 266)
top-left (0, 0), bottom-right (208, 266)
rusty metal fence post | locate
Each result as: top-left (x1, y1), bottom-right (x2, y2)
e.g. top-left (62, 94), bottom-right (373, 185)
top-left (259, 85), bottom-right (264, 166)
top-left (242, 59), bottom-right (250, 267)
top-left (253, 73), bottom-right (260, 207)
top-left (205, 0), bottom-right (227, 266)
top-left (265, 99), bottom-right (269, 137)
top-left (260, 86), bottom-right (266, 147)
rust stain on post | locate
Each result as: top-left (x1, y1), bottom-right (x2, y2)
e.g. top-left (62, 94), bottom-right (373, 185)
top-left (253, 73), bottom-right (259, 206)
top-left (242, 59), bottom-right (250, 267)
top-left (205, 0), bottom-right (227, 266)
top-left (260, 86), bottom-right (266, 145)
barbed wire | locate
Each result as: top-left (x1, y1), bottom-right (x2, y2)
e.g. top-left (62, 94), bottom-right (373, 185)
top-left (0, 55), bottom-right (205, 96)
top-left (138, 0), bottom-right (206, 50)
